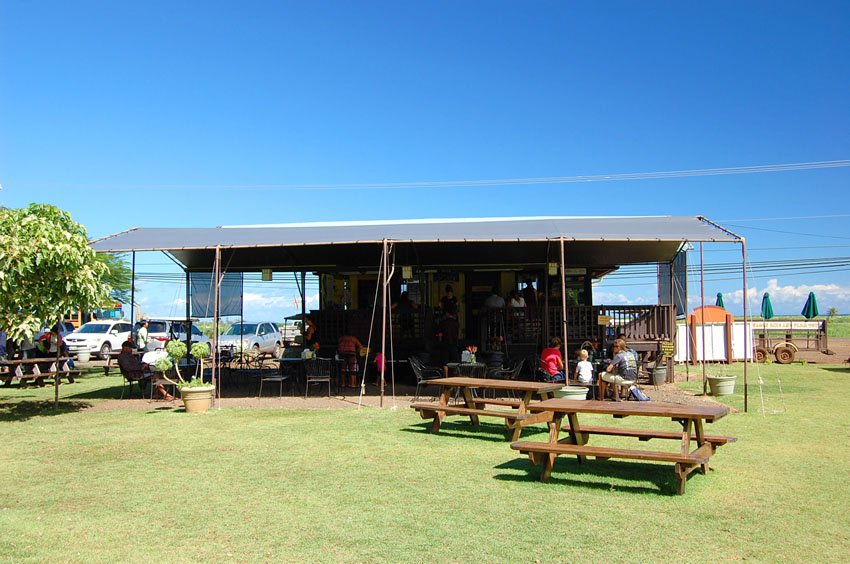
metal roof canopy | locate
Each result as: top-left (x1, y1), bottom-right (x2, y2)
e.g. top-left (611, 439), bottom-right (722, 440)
top-left (90, 216), bottom-right (741, 271)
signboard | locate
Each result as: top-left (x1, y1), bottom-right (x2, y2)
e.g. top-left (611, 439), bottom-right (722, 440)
top-left (597, 315), bottom-right (611, 326)
top-left (758, 321), bottom-right (821, 330)
top-left (659, 341), bottom-right (675, 358)
top-left (563, 268), bottom-right (586, 276)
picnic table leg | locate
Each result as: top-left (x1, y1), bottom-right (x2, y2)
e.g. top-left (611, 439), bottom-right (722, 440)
top-left (508, 391), bottom-right (535, 441)
top-left (674, 463), bottom-right (687, 495)
top-left (460, 388), bottom-right (480, 427)
top-left (693, 418), bottom-right (710, 474)
top-left (539, 412), bottom-right (564, 482)
top-left (565, 412), bottom-right (587, 464)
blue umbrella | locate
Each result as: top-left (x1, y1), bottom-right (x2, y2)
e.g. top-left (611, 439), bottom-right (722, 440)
top-left (801, 291), bottom-right (819, 319)
top-left (761, 292), bottom-right (774, 320)
top-left (715, 292), bottom-right (725, 309)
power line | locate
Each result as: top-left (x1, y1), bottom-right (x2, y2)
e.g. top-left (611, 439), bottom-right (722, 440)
top-left (25, 159), bottom-right (850, 191)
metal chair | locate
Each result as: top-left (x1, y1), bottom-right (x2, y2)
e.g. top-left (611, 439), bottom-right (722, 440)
top-left (409, 356), bottom-right (443, 402)
top-left (303, 357), bottom-right (333, 398)
top-left (259, 363), bottom-right (294, 398)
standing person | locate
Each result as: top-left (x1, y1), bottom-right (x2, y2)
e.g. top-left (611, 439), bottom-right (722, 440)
top-left (440, 285), bottom-right (458, 314)
top-left (521, 280), bottom-right (537, 308)
top-left (435, 304), bottom-right (460, 371)
top-left (600, 338), bottom-right (638, 401)
top-left (508, 290), bottom-right (526, 309)
top-left (303, 316), bottom-right (318, 350)
top-left (136, 319), bottom-right (149, 352)
top-left (540, 337), bottom-right (565, 382)
top-left (337, 333), bottom-right (364, 388)
top-left (0, 329), bottom-right (7, 362)
top-left (392, 291), bottom-right (419, 338)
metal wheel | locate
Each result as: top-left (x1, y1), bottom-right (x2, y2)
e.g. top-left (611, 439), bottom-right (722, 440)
top-left (754, 347), bottom-right (767, 363)
top-left (774, 346), bottom-right (795, 364)
top-left (273, 342), bottom-right (282, 358)
top-left (99, 342), bottom-right (112, 360)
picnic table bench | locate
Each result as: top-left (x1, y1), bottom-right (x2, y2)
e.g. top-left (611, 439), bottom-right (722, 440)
top-left (0, 358), bottom-right (81, 387)
top-left (510, 399), bottom-right (735, 494)
top-left (411, 377), bottom-right (563, 441)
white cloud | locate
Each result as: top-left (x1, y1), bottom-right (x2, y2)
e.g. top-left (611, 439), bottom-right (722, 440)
top-left (594, 291), bottom-right (653, 306)
top-left (713, 279), bottom-right (850, 315)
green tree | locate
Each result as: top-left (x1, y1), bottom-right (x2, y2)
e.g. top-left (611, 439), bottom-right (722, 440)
top-left (97, 252), bottom-right (133, 304)
top-left (0, 204), bottom-right (110, 343)
top-left (828, 307), bottom-right (838, 318)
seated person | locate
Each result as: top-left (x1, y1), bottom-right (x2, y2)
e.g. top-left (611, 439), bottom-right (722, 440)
top-left (540, 337), bottom-right (565, 382)
top-left (482, 287), bottom-right (506, 310)
top-left (600, 338), bottom-right (638, 401)
top-left (337, 334), bottom-right (364, 388)
top-left (117, 341), bottom-right (174, 400)
top-left (574, 348), bottom-right (594, 384)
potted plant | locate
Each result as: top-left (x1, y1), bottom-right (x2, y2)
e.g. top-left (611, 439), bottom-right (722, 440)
top-left (706, 368), bottom-right (736, 396)
top-left (162, 340), bottom-right (214, 413)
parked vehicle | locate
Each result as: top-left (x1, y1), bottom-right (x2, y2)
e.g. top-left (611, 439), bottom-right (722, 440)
top-left (279, 318), bottom-right (303, 345)
top-left (64, 320), bottom-right (133, 359)
top-left (219, 322), bottom-right (282, 357)
top-left (136, 318), bottom-right (210, 353)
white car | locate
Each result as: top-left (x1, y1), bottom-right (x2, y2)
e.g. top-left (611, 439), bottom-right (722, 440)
top-left (64, 320), bottom-right (133, 359)
top-left (138, 318), bottom-right (210, 352)
top-left (219, 322), bottom-right (282, 357)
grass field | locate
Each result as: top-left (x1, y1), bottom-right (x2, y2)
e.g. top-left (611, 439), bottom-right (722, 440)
top-left (0, 365), bottom-right (848, 562)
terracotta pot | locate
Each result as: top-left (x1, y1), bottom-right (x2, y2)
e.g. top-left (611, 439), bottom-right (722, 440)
top-left (180, 385), bottom-right (214, 413)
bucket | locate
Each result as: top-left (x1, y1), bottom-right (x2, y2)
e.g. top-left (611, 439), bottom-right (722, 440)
top-left (707, 375), bottom-right (736, 396)
top-left (651, 369), bottom-right (666, 386)
top-left (554, 386), bottom-right (589, 400)
top-left (77, 352), bottom-right (91, 363)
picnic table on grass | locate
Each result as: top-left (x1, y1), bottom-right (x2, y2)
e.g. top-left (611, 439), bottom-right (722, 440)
top-left (510, 399), bottom-right (736, 495)
top-left (410, 377), bottom-right (563, 441)
top-left (0, 357), bottom-right (81, 386)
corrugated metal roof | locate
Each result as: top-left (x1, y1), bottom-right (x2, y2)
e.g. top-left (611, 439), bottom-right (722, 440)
top-left (92, 216), bottom-right (739, 252)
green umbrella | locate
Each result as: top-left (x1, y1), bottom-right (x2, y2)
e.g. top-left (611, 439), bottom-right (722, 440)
top-left (715, 292), bottom-right (725, 309)
top-left (761, 292), bottom-right (774, 320)
top-left (801, 291), bottom-right (819, 319)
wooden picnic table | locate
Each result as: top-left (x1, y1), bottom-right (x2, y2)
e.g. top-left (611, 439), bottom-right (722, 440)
top-left (510, 399), bottom-right (736, 494)
top-left (411, 377), bottom-right (564, 441)
top-left (0, 357), bottom-right (80, 386)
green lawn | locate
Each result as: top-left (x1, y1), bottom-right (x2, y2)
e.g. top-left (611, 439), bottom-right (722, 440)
top-left (0, 365), bottom-right (848, 562)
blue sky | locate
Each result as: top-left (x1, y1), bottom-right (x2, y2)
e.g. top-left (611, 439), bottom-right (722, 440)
top-left (1, 1), bottom-right (848, 320)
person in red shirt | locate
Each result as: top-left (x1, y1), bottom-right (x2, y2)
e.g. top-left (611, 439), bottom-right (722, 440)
top-left (540, 337), bottom-right (565, 382)
top-left (337, 334), bottom-right (364, 388)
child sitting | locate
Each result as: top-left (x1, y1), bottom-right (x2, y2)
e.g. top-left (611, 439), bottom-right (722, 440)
top-left (574, 348), bottom-right (594, 384)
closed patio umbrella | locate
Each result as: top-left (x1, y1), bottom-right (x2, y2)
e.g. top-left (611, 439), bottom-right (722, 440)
top-left (761, 292), bottom-right (774, 320)
top-left (801, 291), bottom-right (819, 319)
top-left (715, 292), bottom-right (725, 309)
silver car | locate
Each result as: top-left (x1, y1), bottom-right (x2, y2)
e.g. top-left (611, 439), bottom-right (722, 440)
top-left (218, 322), bottom-right (282, 357)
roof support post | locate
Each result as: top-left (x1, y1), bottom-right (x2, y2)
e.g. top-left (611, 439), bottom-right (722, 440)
top-left (700, 242), bottom-right (707, 395)
top-left (559, 237), bottom-right (568, 379)
top-left (742, 238), bottom-right (749, 413)
top-left (130, 251), bottom-right (136, 335)
top-left (380, 239), bottom-right (388, 408)
top-left (212, 245), bottom-right (221, 407)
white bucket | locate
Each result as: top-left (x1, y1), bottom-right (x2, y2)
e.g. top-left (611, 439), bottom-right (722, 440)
top-left (77, 352), bottom-right (91, 363)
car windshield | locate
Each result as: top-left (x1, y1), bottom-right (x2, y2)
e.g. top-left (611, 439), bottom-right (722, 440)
top-left (77, 324), bottom-right (112, 334)
top-left (223, 323), bottom-right (257, 336)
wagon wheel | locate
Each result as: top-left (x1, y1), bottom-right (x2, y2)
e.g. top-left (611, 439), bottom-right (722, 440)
top-left (754, 347), bottom-right (767, 363)
top-left (774, 346), bottom-right (795, 364)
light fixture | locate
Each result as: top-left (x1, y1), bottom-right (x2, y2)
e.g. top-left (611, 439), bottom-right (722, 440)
top-left (402, 265), bottom-right (413, 280)
top-left (547, 262), bottom-right (559, 276)
top-left (261, 268), bottom-right (273, 281)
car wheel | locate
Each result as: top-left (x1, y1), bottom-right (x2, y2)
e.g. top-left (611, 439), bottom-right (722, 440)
top-left (100, 342), bottom-right (112, 359)
top-left (273, 342), bottom-right (282, 358)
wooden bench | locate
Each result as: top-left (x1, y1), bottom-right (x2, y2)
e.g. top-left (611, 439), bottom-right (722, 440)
top-left (9, 370), bottom-right (82, 386)
top-left (512, 440), bottom-right (714, 494)
top-left (561, 425), bottom-right (737, 447)
top-left (411, 402), bottom-right (527, 433)
top-left (410, 377), bottom-right (563, 440)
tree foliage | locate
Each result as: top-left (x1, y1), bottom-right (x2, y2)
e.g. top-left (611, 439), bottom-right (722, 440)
top-left (0, 204), bottom-right (110, 342)
top-left (97, 252), bottom-right (133, 304)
